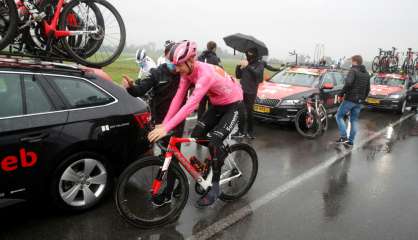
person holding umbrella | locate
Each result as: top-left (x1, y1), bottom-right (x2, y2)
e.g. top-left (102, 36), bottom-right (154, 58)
top-left (233, 48), bottom-right (264, 139)
top-left (223, 33), bottom-right (279, 139)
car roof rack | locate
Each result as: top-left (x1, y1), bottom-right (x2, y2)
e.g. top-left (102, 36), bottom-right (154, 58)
top-left (0, 52), bottom-right (87, 74)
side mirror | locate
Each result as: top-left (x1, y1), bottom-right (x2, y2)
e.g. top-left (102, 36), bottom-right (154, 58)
top-left (322, 83), bottom-right (334, 90)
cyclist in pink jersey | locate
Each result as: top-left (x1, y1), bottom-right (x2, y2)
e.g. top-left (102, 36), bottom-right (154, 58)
top-left (148, 40), bottom-right (243, 207)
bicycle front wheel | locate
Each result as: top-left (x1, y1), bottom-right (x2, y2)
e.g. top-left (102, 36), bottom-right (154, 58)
top-left (114, 156), bottom-right (189, 228)
top-left (219, 143), bottom-right (258, 201)
top-left (371, 56), bottom-right (380, 73)
top-left (59, 0), bottom-right (126, 67)
top-left (295, 108), bottom-right (322, 139)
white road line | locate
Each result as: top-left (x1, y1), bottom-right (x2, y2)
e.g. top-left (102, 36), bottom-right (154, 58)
top-left (187, 113), bottom-right (415, 240)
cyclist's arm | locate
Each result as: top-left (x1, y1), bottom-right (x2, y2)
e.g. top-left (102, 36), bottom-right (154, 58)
top-left (163, 78), bottom-right (191, 125)
top-left (126, 69), bottom-right (160, 97)
top-left (163, 76), bottom-right (212, 132)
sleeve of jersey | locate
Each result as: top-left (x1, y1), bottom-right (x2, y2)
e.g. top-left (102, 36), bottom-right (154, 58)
top-left (163, 76), bottom-right (212, 133)
top-left (162, 78), bottom-right (190, 125)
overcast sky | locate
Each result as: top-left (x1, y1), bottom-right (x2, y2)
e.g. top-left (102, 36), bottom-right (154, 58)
top-left (111, 0), bottom-right (417, 61)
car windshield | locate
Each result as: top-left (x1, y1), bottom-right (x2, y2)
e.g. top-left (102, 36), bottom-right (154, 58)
top-left (270, 70), bottom-right (320, 87)
top-left (373, 76), bottom-right (405, 87)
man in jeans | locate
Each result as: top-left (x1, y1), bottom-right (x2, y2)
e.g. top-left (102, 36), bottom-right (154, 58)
top-left (336, 55), bottom-right (371, 147)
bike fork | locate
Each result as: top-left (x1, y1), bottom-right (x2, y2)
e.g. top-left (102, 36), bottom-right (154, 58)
top-left (150, 153), bottom-right (173, 196)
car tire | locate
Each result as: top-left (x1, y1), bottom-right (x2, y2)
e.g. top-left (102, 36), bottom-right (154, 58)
top-left (397, 100), bottom-right (407, 115)
top-left (49, 151), bottom-right (112, 212)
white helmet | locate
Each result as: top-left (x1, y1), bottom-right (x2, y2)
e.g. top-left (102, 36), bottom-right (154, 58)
top-left (136, 49), bottom-right (147, 63)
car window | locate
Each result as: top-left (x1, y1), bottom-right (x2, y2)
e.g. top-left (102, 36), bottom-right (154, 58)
top-left (0, 73), bottom-right (23, 118)
top-left (47, 76), bottom-right (114, 108)
top-left (24, 75), bottom-right (54, 114)
top-left (270, 71), bottom-right (320, 87)
top-left (335, 72), bottom-right (345, 87)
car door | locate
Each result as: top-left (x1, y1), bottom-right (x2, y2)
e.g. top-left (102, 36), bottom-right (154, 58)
top-left (0, 73), bottom-right (68, 206)
top-left (320, 72), bottom-right (340, 112)
top-left (333, 71), bottom-right (346, 106)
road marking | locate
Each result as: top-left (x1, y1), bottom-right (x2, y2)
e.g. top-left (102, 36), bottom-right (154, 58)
top-left (187, 113), bottom-right (415, 240)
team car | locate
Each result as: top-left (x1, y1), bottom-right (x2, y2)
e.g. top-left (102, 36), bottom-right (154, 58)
top-left (365, 72), bottom-right (414, 114)
top-left (253, 66), bottom-right (346, 122)
top-left (0, 57), bottom-right (152, 211)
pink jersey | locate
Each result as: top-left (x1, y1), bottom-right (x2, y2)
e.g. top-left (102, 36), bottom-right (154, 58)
top-left (163, 62), bottom-right (243, 132)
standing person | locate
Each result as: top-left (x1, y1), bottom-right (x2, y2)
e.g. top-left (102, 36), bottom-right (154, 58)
top-left (157, 40), bottom-right (175, 66)
top-left (198, 41), bottom-right (221, 66)
top-left (122, 42), bottom-right (186, 206)
top-left (136, 48), bottom-right (157, 79)
top-left (233, 48), bottom-right (280, 139)
top-left (335, 55), bottom-right (370, 147)
top-left (196, 41), bottom-right (222, 120)
top-left (148, 40), bottom-right (243, 207)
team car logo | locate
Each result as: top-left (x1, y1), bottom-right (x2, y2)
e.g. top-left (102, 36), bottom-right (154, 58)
top-left (1, 148), bottom-right (37, 172)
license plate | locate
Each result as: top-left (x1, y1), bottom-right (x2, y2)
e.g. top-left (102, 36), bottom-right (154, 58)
top-left (366, 98), bottom-right (380, 104)
top-left (253, 104), bottom-right (271, 113)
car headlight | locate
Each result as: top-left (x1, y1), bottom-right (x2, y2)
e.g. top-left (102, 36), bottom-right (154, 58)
top-left (281, 99), bottom-right (303, 105)
top-left (387, 94), bottom-right (401, 99)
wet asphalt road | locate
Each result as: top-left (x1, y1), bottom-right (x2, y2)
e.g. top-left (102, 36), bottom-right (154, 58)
top-left (1, 109), bottom-right (418, 240)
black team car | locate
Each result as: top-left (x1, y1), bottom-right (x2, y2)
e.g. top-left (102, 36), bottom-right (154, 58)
top-left (0, 57), bottom-right (152, 211)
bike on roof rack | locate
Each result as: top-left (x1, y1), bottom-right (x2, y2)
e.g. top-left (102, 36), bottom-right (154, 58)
top-left (0, 0), bottom-right (125, 68)
top-left (372, 47), bottom-right (399, 73)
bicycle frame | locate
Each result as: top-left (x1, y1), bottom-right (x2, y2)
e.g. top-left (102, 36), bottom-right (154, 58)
top-left (150, 136), bottom-right (242, 196)
top-left (20, 0), bottom-right (100, 39)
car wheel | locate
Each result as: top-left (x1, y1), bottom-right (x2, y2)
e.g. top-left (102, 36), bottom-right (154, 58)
top-left (398, 100), bottom-right (407, 114)
top-left (50, 151), bottom-right (111, 212)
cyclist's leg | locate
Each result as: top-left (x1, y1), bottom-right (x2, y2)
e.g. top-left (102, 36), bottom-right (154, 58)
top-left (197, 103), bottom-right (240, 206)
top-left (191, 106), bottom-right (220, 142)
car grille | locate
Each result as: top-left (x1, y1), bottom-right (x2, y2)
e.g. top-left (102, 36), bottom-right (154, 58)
top-left (369, 95), bottom-right (387, 99)
top-left (255, 98), bottom-right (281, 107)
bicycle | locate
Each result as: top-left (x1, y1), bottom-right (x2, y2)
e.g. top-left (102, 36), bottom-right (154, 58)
top-left (114, 133), bottom-right (258, 228)
top-left (387, 47), bottom-right (399, 73)
top-left (372, 47), bottom-right (399, 73)
top-left (372, 48), bottom-right (387, 73)
top-left (402, 48), bottom-right (415, 74)
top-left (295, 92), bottom-right (328, 139)
top-left (0, 0), bottom-right (125, 67)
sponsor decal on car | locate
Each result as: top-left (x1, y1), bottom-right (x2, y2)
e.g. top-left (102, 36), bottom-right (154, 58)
top-left (1, 148), bottom-right (37, 173)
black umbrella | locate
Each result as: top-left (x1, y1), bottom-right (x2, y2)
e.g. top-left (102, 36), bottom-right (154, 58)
top-left (223, 33), bottom-right (269, 56)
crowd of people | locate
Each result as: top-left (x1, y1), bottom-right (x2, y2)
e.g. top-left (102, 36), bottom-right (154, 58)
top-left (121, 39), bottom-right (370, 207)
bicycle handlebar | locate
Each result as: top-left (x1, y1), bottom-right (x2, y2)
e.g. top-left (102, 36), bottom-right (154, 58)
top-left (155, 131), bottom-right (176, 152)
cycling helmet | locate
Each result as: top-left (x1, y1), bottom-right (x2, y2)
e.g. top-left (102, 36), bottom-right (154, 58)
top-left (136, 49), bottom-right (147, 63)
top-left (168, 40), bottom-right (197, 65)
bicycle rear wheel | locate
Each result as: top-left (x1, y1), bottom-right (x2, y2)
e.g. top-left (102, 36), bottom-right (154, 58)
top-left (114, 156), bottom-right (189, 228)
top-left (219, 143), bottom-right (258, 201)
top-left (59, 0), bottom-right (126, 67)
top-left (0, 0), bottom-right (17, 51)
top-left (295, 108), bottom-right (322, 139)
